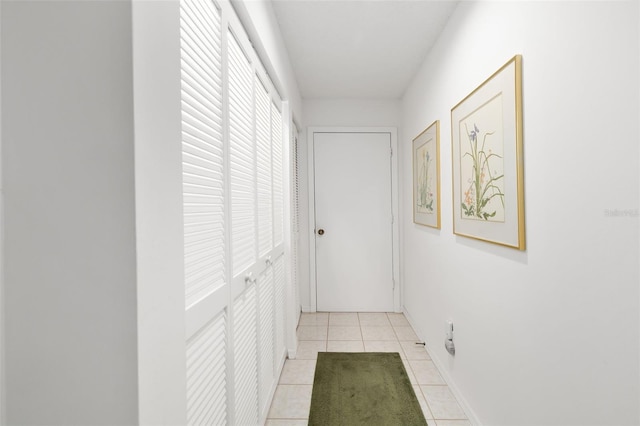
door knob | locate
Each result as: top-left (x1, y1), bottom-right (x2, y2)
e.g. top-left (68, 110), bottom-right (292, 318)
top-left (244, 272), bottom-right (256, 285)
top-left (317, 228), bottom-right (325, 235)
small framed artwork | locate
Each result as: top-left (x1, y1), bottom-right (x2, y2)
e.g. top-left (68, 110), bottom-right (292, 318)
top-left (451, 55), bottom-right (525, 250)
top-left (413, 120), bottom-right (440, 229)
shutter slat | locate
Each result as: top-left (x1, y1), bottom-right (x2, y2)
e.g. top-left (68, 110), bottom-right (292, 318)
top-left (182, 85), bottom-right (223, 122)
top-left (182, 102), bottom-right (224, 137)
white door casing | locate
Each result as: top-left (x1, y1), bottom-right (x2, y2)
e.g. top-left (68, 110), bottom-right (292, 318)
top-left (308, 128), bottom-right (400, 313)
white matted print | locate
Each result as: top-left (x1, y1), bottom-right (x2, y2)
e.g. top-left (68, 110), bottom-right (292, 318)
top-left (413, 120), bottom-right (440, 229)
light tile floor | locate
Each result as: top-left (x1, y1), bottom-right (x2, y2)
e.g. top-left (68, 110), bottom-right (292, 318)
top-left (266, 312), bottom-right (470, 426)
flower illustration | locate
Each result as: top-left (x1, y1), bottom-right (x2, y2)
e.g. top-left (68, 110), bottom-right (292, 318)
top-left (417, 147), bottom-right (434, 213)
top-left (461, 123), bottom-right (504, 220)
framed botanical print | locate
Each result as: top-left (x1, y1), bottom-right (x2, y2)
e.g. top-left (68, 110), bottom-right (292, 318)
top-left (413, 120), bottom-right (440, 229)
top-left (451, 55), bottom-right (525, 249)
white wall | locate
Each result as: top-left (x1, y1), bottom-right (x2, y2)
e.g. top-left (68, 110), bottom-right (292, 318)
top-left (301, 99), bottom-right (401, 310)
top-left (1, 1), bottom-right (138, 424)
top-left (401, 2), bottom-right (639, 425)
top-left (303, 99), bottom-right (401, 128)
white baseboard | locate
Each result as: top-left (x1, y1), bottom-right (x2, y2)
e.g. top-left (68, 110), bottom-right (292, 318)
top-left (402, 308), bottom-right (482, 426)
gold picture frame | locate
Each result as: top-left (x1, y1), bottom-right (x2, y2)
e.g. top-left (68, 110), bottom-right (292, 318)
top-left (451, 55), bottom-right (525, 250)
top-left (413, 120), bottom-right (441, 229)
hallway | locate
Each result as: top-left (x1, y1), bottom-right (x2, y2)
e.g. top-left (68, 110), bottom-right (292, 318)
top-left (1, 0), bottom-right (638, 424)
top-left (266, 312), bottom-right (470, 425)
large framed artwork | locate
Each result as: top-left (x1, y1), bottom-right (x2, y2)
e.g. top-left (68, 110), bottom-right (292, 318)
top-left (413, 120), bottom-right (440, 229)
top-left (451, 55), bottom-right (525, 250)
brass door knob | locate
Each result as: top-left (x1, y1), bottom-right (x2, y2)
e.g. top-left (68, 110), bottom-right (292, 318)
top-left (317, 229), bottom-right (325, 235)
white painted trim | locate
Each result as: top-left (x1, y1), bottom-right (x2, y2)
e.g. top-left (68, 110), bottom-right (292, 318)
top-left (307, 127), bottom-right (400, 313)
top-left (389, 128), bottom-right (401, 313)
top-left (306, 128), bottom-right (317, 313)
top-left (132, 1), bottom-right (186, 423)
top-left (0, 193), bottom-right (4, 425)
top-left (0, 2), bottom-right (4, 418)
top-left (282, 101), bottom-right (299, 361)
top-left (402, 308), bottom-right (482, 426)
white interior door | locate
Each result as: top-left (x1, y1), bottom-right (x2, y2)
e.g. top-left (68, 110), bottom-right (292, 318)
top-left (314, 132), bottom-right (394, 312)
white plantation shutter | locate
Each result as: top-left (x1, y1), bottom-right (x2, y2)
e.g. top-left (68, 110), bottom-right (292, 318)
top-left (228, 32), bottom-right (256, 276)
top-left (181, 0), bottom-right (225, 307)
top-left (186, 311), bottom-right (227, 426)
top-left (257, 266), bottom-right (275, 414)
top-left (180, 1), bottom-right (230, 425)
top-left (255, 77), bottom-right (273, 257)
top-left (233, 286), bottom-right (259, 426)
top-left (291, 129), bottom-right (300, 316)
top-left (179, 2), bottom-right (289, 424)
top-left (271, 104), bottom-right (284, 247)
top-left (293, 130), bottom-right (299, 236)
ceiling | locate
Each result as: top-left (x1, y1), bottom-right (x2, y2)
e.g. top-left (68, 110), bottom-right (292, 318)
top-left (271, 0), bottom-right (459, 99)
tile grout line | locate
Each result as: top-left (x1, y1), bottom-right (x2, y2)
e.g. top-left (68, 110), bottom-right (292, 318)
top-left (390, 312), bottom-right (437, 422)
top-left (414, 383), bottom-right (436, 422)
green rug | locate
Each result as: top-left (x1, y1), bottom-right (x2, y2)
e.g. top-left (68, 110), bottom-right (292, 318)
top-left (308, 352), bottom-right (428, 426)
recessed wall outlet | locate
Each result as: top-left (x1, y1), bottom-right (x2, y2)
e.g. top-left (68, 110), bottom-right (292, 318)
top-left (445, 320), bottom-right (455, 356)
top-left (445, 320), bottom-right (454, 340)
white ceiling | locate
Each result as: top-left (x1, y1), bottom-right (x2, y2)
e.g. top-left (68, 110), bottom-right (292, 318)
top-left (271, 0), bottom-right (459, 99)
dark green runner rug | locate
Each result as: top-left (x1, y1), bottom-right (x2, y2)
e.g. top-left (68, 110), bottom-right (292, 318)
top-left (308, 352), bottom-right (428, 426)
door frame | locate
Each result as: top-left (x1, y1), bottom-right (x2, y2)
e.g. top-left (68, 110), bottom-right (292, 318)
top-left (307, 127), bottom-right (400, 313)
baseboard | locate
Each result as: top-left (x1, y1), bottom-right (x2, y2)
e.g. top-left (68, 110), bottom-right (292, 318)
top-left (287, 347), bottom-right (297, 360)
top-left (288, 307), bottom-right (301, 359)
top-left (402, 309), bottom-right (482, 426)
top-left (301, 305), bottom-right (314, 313)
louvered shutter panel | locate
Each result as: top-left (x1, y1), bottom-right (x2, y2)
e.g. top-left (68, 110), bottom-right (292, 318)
top-left (181, 1), bottom-right (229, 425)
top-left (257, 267), bottom-right (275, 414)
top-left (181, 3), bottom-right (289, 424)
top-left (186, 311), bottom-right (227, 426)
top-left (228, 32), bottom-right (256, 276)
top-left (181, 0), bottom-right (225, 307)
top-left (293, 132), bottom-right (300, 237)
top-left (292, 131), bottom-right (300, 311)
top-left (271, 104), bottom-right (284, 247)
top-left (256, 77), bottom-right (273, 257)
top-left (233, 286), bottom-right (259, 426)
